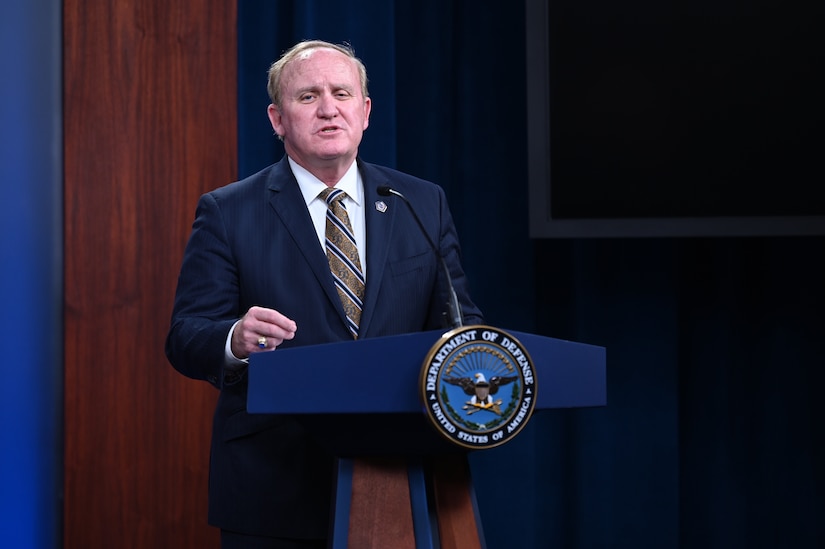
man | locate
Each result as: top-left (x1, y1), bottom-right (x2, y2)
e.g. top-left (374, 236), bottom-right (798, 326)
top-left (166, 40), bottom-right (483, 548)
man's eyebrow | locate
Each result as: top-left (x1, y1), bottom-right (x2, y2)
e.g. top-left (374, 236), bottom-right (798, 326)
top-left (294, 85), bottom-right (320, 96)
top-left (293, 84), bottom-right (354, 96)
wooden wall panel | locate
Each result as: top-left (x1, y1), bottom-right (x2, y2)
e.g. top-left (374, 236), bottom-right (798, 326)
top-left (63, 1), bottom-right (236, 546)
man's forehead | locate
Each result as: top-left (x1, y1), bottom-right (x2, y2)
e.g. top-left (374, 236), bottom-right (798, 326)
top-left (285, 50), bottom-right (359, 85)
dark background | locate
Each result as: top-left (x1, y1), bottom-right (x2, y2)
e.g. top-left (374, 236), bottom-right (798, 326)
top-left (236, 1), bottom-right (824, 547)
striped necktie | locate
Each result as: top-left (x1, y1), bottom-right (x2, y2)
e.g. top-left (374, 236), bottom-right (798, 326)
top-left (319, 188), bottom-right (365, 338)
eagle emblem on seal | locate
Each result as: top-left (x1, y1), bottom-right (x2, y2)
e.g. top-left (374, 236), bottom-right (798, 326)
top-left (443, 372), bottom-right (518, 416)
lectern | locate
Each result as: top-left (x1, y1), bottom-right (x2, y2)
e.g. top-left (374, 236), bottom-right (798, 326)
top-left (248, 328), bottom-right (605, 548)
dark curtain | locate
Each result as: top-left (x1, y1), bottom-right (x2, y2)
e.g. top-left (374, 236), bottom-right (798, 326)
top-left (237, 2), bottom-right (825, 547)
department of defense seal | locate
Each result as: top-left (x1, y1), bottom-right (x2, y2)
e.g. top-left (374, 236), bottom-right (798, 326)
top-left (420, 325), bottom-right (537, 450)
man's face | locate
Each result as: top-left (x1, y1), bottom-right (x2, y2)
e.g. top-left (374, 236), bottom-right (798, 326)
top-left (268, 48), bottom-right (371, 176)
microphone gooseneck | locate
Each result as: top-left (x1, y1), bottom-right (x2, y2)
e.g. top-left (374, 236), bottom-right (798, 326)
top-left (377, 185), bottom-right (464, 329)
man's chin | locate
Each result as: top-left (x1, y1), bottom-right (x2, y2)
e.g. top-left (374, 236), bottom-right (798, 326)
top-left (314, 148), bottom-right (356, 164)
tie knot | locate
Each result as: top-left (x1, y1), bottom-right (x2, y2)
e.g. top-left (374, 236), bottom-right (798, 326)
top-left (319, 187), bottom-right (346, 206)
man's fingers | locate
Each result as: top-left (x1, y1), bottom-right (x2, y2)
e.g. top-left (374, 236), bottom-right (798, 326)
top-left (241, 306), bottom-right (297, 351)
top-left (247, 306), bottom-right (297, 334)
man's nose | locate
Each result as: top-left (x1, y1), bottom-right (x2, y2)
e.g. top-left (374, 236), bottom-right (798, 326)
top-left (316, 93), bottom-right (337, 117)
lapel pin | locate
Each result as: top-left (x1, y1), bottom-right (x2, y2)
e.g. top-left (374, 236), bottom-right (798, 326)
top-left (375, 200), bottom-right (388, 213)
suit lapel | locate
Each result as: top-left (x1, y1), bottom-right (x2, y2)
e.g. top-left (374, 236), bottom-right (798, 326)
top-left (265, 160), bottom-right (345, 324)
top-left (359, 161), bottom-right (394, 337)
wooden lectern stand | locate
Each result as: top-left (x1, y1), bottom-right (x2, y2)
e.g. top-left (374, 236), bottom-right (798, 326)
top-left (248, 329), bottom-right (605, 548)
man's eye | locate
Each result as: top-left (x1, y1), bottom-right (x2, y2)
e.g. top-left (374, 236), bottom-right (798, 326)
top-left (300, 94), bottom-right (316, 102)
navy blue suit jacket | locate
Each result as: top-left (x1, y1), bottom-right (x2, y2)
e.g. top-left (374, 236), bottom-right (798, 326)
top-left (165, 157), bottom-right (483, 538)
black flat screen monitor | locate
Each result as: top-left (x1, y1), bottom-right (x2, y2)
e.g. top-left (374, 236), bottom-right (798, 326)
top-left (526, 0), bottom-right (825, 237)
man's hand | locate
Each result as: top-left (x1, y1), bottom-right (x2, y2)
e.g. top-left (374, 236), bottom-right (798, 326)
top-left (231, 306), bottom-right (297, 359)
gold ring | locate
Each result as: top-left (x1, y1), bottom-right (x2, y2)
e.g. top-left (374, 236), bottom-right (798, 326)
top-left (257, 337), bottom-right (267, 348)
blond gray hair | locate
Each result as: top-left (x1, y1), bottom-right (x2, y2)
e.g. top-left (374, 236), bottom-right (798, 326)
top-left (266, 40), bottom-right (369, 108)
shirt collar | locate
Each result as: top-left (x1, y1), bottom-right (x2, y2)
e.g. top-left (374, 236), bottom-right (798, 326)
top-left (288, 157), bottom-right (362, 207)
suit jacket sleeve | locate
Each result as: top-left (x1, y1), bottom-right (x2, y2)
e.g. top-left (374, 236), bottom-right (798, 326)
top-left (165, 191), bottom-right (241, 388)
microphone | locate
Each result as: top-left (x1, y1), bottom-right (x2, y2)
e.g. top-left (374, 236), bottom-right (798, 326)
top-left (377, 185), bottom-right (464, 329)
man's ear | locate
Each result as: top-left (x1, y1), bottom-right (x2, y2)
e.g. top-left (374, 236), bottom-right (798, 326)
top-left (267, 104), bottom-right (283, 137)
top-left (362, 97), bottom-right (372, 131)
